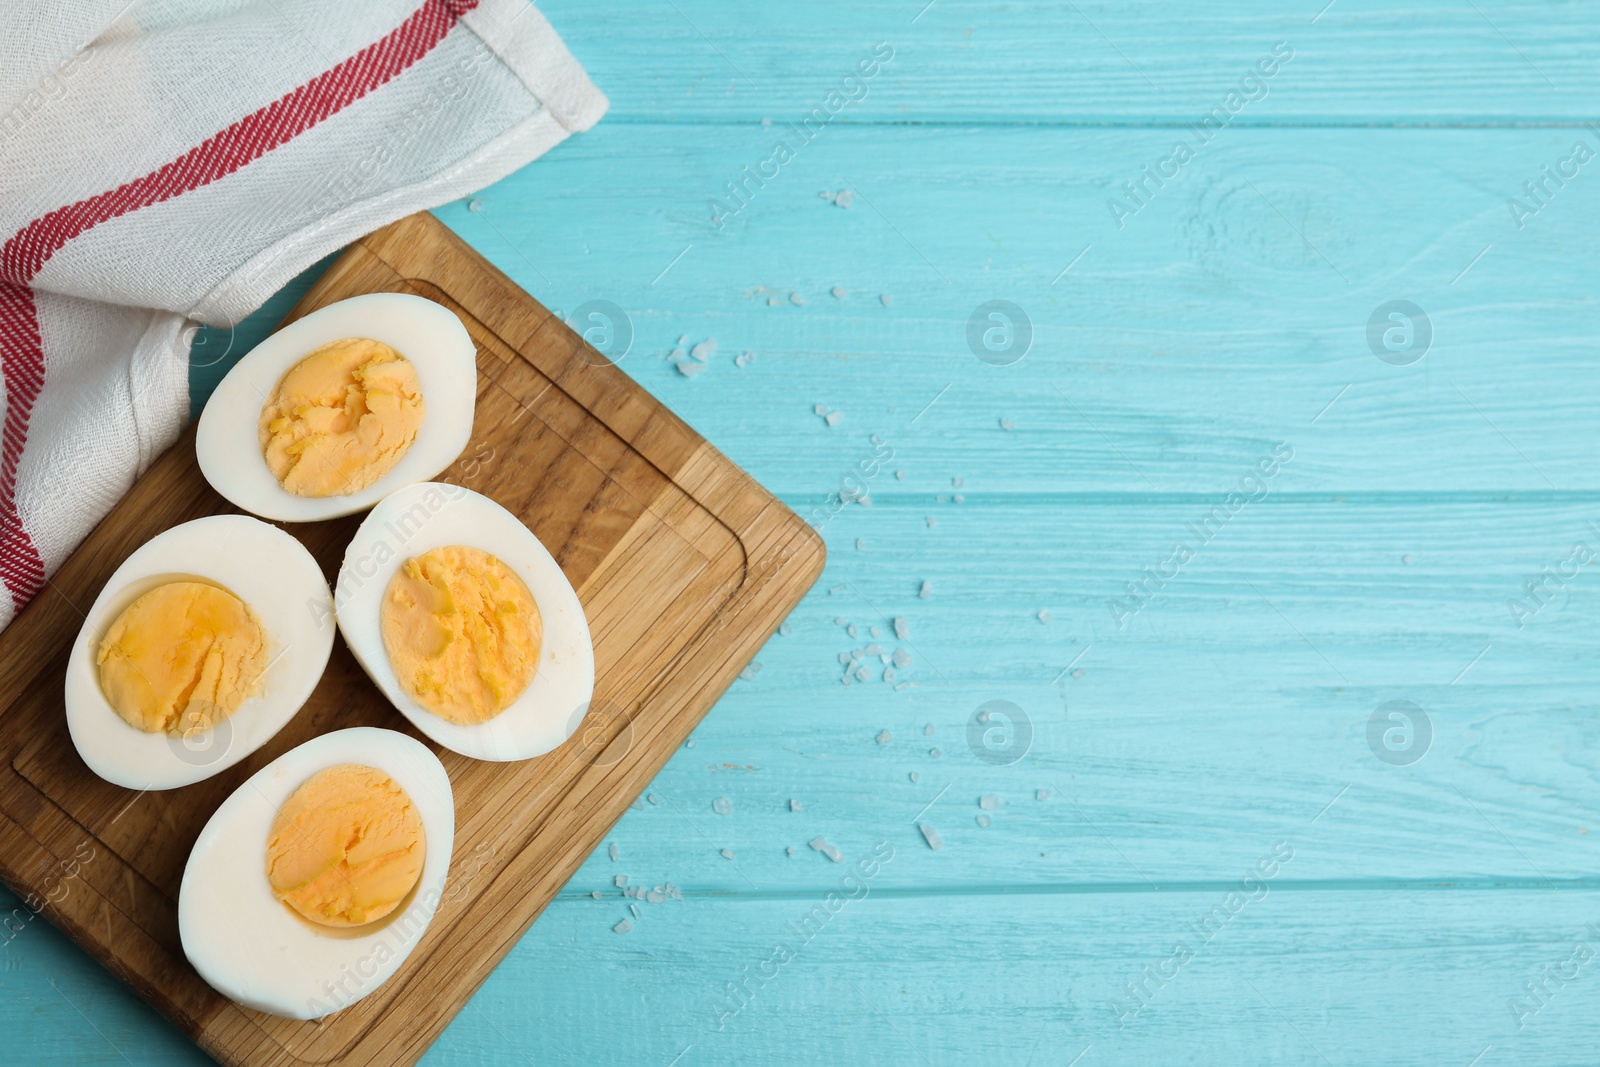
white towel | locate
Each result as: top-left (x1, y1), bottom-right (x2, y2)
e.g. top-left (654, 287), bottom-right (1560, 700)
top-left (0, 0), bottom-right (605, 627)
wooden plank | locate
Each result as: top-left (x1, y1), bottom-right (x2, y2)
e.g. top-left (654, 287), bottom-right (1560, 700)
top-left (0, 213), bottom-right (824, 1066)
top-left (547, 0), bottom-right (1600, 124)
top-left (443, 123), bottom-right (1600, 494)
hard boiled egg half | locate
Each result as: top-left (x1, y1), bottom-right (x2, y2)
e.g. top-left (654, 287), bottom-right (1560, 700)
top-left (334, 483), bottom-right (595, 761)
top-left (195, 293), bottom-right (477, 522)
top-left (179, 727), bottom-right (454, 1019)
top-left (65, 515), bottom-right (334, 790)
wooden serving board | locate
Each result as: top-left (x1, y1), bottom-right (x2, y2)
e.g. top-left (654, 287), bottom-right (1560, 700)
top-left (0, 213), bottom-right (824, 1065)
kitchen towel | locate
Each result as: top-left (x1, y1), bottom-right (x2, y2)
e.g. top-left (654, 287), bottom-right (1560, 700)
top-left (0, 0), bottom-right (605, 627)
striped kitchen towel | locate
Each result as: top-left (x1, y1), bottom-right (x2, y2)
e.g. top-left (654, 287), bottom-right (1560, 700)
top-left (0, 0), bottom-right (605, 626)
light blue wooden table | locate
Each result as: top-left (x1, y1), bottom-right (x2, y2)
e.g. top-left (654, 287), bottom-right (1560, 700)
top-left (6, 2), bottom-right (1600, 1063)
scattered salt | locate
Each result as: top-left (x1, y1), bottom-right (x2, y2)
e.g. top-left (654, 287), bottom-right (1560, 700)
top-left (883, 667), bottom-right (897, 684)
top-left (999, 418), bottom-right (1015, 430)
top-left (830, 584), bottom-right (847, 595)
top-left (835, 617), bottom-right (849, 626)
top-left (952, 477), bottom-right (964, 488)
top-left (768, 296), bottom-right (780, 307)
top-left (786, 846), bottom-right (796, 857)
top-left (831, 286), bottom-right (847, 300)
top-left (736, 350), bottom-right (753, 367)
top-left (1036, 789), bottom-right (1051, 801)
top-left (466, 198), bottom-right (484, 212)
top-left (894, 681), bottom-right (915, 692)
top-left (613, 919), bottom-right (633, 934)
top-left (631, 903), bottom-right (642, 919)
top-left (909, 771), bottom-right (919, 783)
top-left (930, 748), bottom-right (941, 758)
top-left (647, 889), bottom-right (667, 904)
top-left (814, 403), bottom-right (829, 416)
top-left (809, 837), bottom-right (843, 863)
top-left (691, 339), bottom-right (717, 361)
top-left (1072, 668), bottom-right (1086, 680)
top-left (615, 875), bottom-right (628, 888)
top-left (893, 649), bottom-right (912, 669)
top-left (608, 843), bottom-right (619, 862)
top-left (919, 580), bottom-right (932, 599)
top-left (855, 666), bottom-right (871, 682)
top-left (865, 643), bottom-right (883, 656)
top-left (923, 723), bottom-right (934, 737)
top-left (676, 361), bottom-right (704, 378)
top-left (876, 729), bottom-right (892, 745)
top-left (713, 797), bottom-right (732, 816)
top-left (720, 848), bottom-right (736, 860)
top-left (779, 621), bottom-right (793, 636)
top-left (790, 798), bottom-right (803, 812)
top-left (1037, 609), bottom-right (1051, 623)
top-left (976, 814), bottom-right (992, 828)
top-left (856, 538), bottom-right (866, 551)
top-left (648, 794), bottom-right (660, 806)
top-left (790, 292), bottom-right (805, 306)
top-left (926, 517), bottom-right (936, 528)
top-left (895, 470), bottom-right (906, 480)
top-left (825, 411), bottom-right (842, 427)
top-left (848, 624), bottom-right (859, 638)
top-left (739, 663), bottom-right (762, 681)
top-left (591, 890), bottom-right (602, 900)
top-left (953, 494), bottom-right (965, 504)
top-left (678, 335), bottom-right (689, 345)
top-left (870, 625), bottom-right (882, 638)
top-left (979, 795), bottom-right (999, 811)
top-left (918, 824), bottom-right (943, 850)
top-left (880, 293), bottom-right (891, 307)
top-left (893, 617), bottom-right (909, 640)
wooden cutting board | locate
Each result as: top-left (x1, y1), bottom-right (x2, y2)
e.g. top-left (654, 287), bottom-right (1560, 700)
top-left (0, 213), bottom-right (824, 1065)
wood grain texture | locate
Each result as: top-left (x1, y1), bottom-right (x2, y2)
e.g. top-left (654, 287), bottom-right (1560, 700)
top-left (6, 1), bottom-right (1600, 1065)
top-left (0, 215), bottom-right (823, 1065)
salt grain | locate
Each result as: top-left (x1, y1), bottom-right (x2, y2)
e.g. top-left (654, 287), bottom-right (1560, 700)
top-left (720, 848), bottom-right (736, 860)
top-left (790, 798), bottom-right (803, 812)
top-left (855, 666), bottom-right (870, 682)
top-left (831, 286), bottom-right (847, 300)
top-left (648, 794), bottom-right (660, 805)
top-left (895, 682), bottom-right (915, 691)
top-left (918, 824), bottom-right (943, 850)
top-left (883, 667), bottom-right (897, 684)
top-left (825, 411), bottom-right (842, 427)
top-left (1036, 789), bottom-right (1051, 801)
top-left (856, 538), bottom-right (866, 551)
top-left (591, 890), bottom-right (602, 900)
top-left (919, 580), bottom-right (932, 599)
top-left (893, 617), bottom-right (910, 640)
top-left (647, 889), bottom-right (667, 904)
top-left (736, 350), bottom-right (753, 367)
top-left (780, 621), bottom-right (793, 636)
top-left (876, 729), bottom-right (892, 744)
top-left (865, 643), bottom-right (883, 656)
top-left (979, 795), bottom-right (999, 811)
top-left (678, 335), bottom-right (689, 345)
top-left (830, 584), bottom-right (847, 595)
top-left (809, 837), bottom-right (844, 863)
top-left (691, 339), bottom-right (717, 361)
top-left (953, 494), bottom-right (965, 504)
top-left (835, 617), bottom-right (849, 626)
top-left (676, 361), bottom-right (704, 378)
top-left (923, 723), bottom-right (934, 736)
top-left (893, 649), bottom-right (912, 669)
top-left (630, 903), bottom-right (641, 919)
top-left (926, 516), bottom-right (936, 528)
top-left (713, 797), bottom-right (733, 816)
top-left (909, 771), bottom-right (919, 783)
top-left (976, 814), bottom-right (992, 828)
top-left (880, 294), bottom-right (891, 306)
top-left (814, 403), bottom-right (829, 416)
top-left (930, 748), bottom-right (941, 758)
top-left (739, 663), bottom-right (762, 681)
top-left (613, 919), bottom-right (633, 934)
top-left (1037, 609), bottom-right (1052, 624)
top-left (467, 198), bottom-right (484, 212)
top-left (952, 477), bottom-right (964, 488)
top-left (608, 843), bottom-right (619, 862)
top-left (790, 292), bottom-right (805, 306)
top-left (848, 624), bottom-right (859, 638)
top-left (615, 875), bottom-right (628, 888)
top-left (870, 625), bottom-right (882, 638)
top-left (786, 846), bottom-right (796, 857)
top-left (1000, 418), bottom-right (1015, 430)
top-left (768, 296), bottom-right (780, 307)
top-left (895, 470), bottom-right (906, 480)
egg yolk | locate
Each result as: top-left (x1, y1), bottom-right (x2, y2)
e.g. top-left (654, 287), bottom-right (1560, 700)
top-left (379, 545), bottom-right (541, 725)
top-left (265, 764), bottom-right (426, 928)
top-left (96, 581), bottom-right (266, 735)
top-left (258, 337), bottom-right (425, 497)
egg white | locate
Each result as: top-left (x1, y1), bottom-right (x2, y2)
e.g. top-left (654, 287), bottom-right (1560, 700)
top-left (65, 515), bottom-right (335, 790)
top-left (334, 483), bottom-right (595, 762)
top-left (178, 727), bottom-right (455, 1020)
top-left (195, 293), bottom-right (477, 522)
